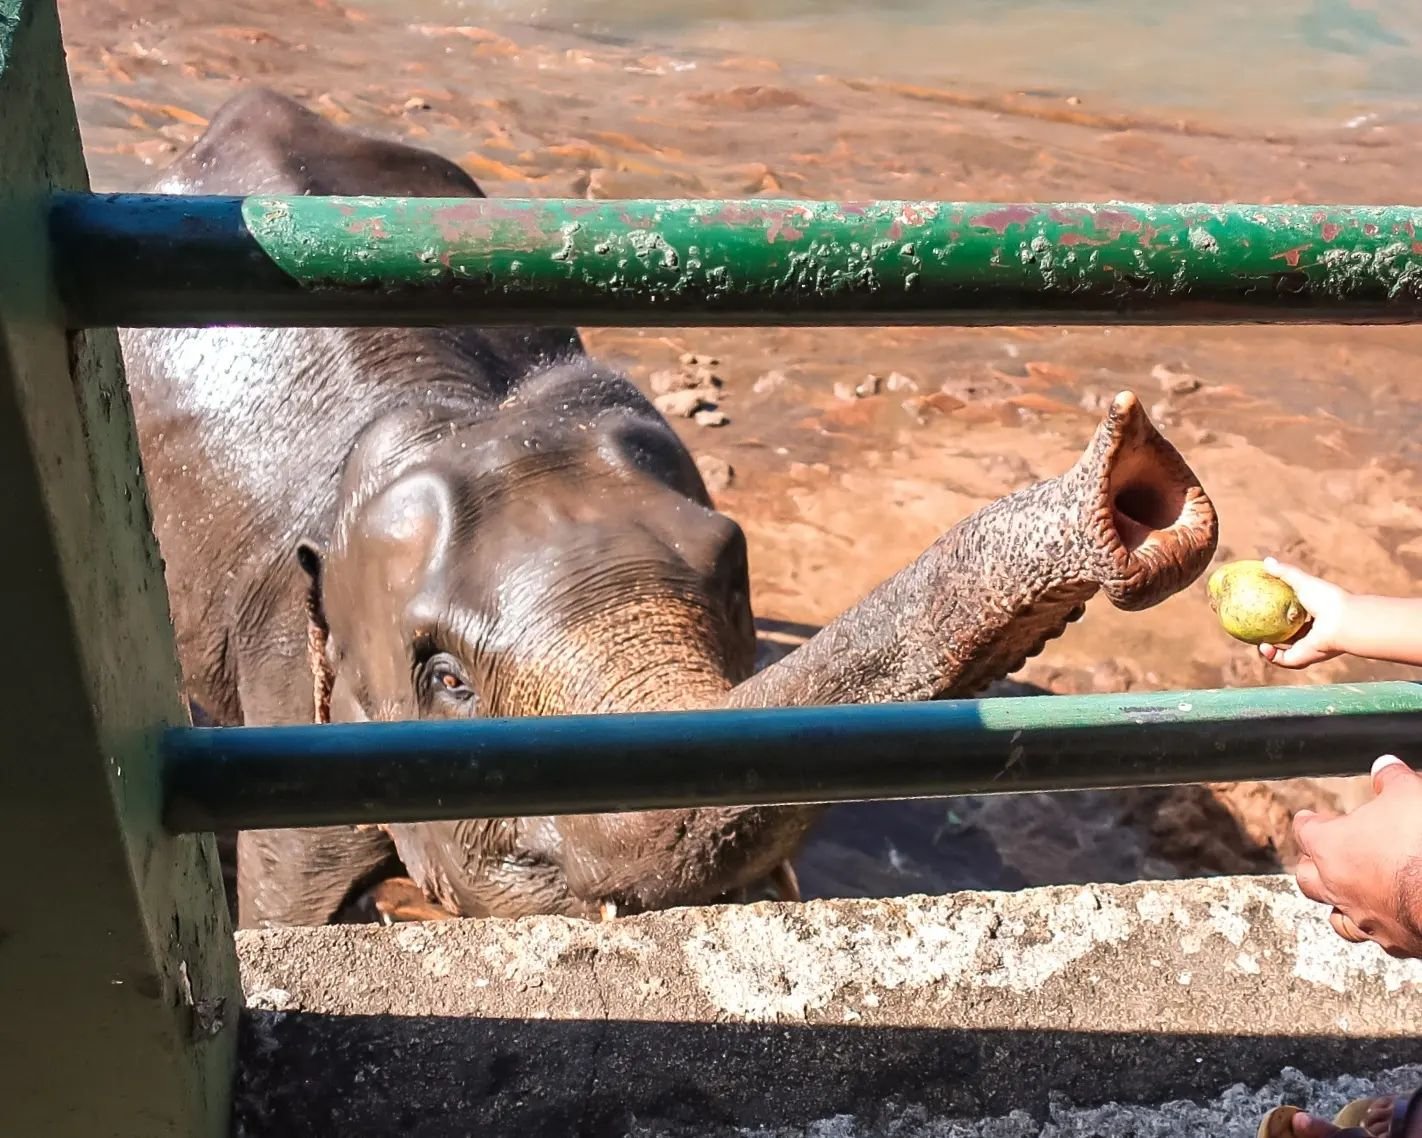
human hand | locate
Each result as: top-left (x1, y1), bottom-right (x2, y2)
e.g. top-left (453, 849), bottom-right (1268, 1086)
top-left (1263, 1093), bottom-right (1420, 1138)
top-left (1256, 557), bottom-right (1353, 669)
top-left (1292, 755), bottom-right (1422, 959)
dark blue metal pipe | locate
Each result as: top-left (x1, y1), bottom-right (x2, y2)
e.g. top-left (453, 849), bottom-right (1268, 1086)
top-left (160, 682), bottom-right (1422, 832)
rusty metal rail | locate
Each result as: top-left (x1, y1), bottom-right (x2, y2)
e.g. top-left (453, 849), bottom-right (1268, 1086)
top-left (50, 193), bottom-right (1422, 328)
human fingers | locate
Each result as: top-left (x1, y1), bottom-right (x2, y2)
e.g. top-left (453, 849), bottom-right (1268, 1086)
top-left (1289, 1112), bottom-right (1343, 1137)
top-left (1291, 850), bottom-right (1336, 907)
top-left (1261, 558), bottom-right (1322, 594)
top-left (1261, 557), bottom-right (1344, 624)
top-left (1291, 807), bottom-right (1342, 861)
top-left (1258, 640), bottom-right (1324, 669)
top-left (1329, 908), bottom-right (1369, 943)
top-left (1258, 624), bottom-right (1333, 667)
top-left (1371, 753), bottom-right (1418, 795)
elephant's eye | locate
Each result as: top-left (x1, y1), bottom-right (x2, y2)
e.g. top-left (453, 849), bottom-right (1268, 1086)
top-left (426, 653), bottom-right (474, 702)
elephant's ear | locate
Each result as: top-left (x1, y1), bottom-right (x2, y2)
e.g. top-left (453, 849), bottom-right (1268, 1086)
top-left (296, 538), bottom-right (334, 725)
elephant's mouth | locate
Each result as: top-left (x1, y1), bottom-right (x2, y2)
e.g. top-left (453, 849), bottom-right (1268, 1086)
top-left (1110, 480), bottom-right (1183, 553)
top-left (1089, 391), bottom-right (1218, 612)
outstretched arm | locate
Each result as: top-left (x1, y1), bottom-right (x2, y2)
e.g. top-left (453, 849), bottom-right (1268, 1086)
top-left (1258, 558), bottom-right (1422, 669)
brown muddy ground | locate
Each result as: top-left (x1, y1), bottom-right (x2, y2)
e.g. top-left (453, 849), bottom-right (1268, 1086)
top-left (58, 0), bottom-right (1422, 898)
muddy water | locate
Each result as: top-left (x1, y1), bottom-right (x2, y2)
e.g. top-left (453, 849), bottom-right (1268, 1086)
top-left (57, 0), bottom-right (1422, 898)
top-left (364, 0), bottom-right (1422, 131)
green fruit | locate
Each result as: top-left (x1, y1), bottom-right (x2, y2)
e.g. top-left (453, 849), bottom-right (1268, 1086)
top-left (1208, 560), bottom-right (1309, 645)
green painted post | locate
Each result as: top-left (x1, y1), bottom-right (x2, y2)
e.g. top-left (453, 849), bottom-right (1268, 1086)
top-left (0, 0), bottom-right (239, 1133)
top-left (50, 194), bottom-right (1422, 327)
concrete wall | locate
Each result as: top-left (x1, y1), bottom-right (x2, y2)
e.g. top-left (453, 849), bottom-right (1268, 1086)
top-left (233, 874), bottom-right (1422, 1136)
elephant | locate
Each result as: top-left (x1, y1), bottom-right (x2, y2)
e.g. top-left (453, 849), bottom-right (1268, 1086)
top-left (120, 87), bottom-right (1219, 927)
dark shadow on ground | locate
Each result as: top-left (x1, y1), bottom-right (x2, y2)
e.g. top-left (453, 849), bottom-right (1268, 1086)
top-left (233, 1011), bottom-right (1422, 1137)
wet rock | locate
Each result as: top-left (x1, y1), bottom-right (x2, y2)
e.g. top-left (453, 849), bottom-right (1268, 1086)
top-left (1079, 387), bottom-right (1109, 414)
top-left (1395, 534), bottom-right (1422, 577)
top-left (855, 374), bottom-right (884, 398)
top-left (898, 392), bottom-right (966, 423)
top-left (693, 408), bottom-right (729, 428)
top-left (753, 369), bottom-right (789, 394)
top-left (654, 389), bottom-right (708, 418)
top-left (885, 371), bottom-right (919, 393)
top-left (688, 85), bottom-right (814, 111)
top-left (650, 368), bottom-right (697, 396)
top-left (652, 358), bottom-right (723, 400)
top-left (584, 166), bottom-right (708, 199)
top-left (903, 391), bottom-right (967, 423)
top-left (1023, 360), bottom-right (1082, 385)
top-left (695, 454), bottom-right (734, 491)
top-left (980, 451), bottom-right (1035, 490)
top-left (941, 373), bottom-right (1021, 403)
top-left (131, 137), bottom-right (180, 165)
top-left (1151, 362), bottom-right (1202, 396)
top-left (1150, 399), bottom-right (1180, 427)
top-left (737, 162), bottom-right (783, 193)
top-left (157, 123), bottom-right (201, 145)
top-left (1090, 659), bottom-right (1136, 693)
top-left (1218, 651), bottom-right (1277, 691)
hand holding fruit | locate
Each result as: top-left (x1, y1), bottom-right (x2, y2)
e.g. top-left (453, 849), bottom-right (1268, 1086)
top-left (1210, 558), bottom-right (1422, 671)
top-left (1249, 558), bottom-right (1352, 668)
top-left (1207, 557), bottom-right (1349, 666)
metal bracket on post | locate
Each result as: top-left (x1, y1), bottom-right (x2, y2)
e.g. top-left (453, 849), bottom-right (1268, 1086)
top-left (0, 0), bottom-right (239, 1133)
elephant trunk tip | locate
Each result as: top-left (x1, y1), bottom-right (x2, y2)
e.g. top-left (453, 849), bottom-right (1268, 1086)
top-left (1084, 390), bottom-right (1218, 612)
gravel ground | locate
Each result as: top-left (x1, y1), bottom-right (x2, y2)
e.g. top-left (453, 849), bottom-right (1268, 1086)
top-left (625, 1066), bottom-right (1422, 1138)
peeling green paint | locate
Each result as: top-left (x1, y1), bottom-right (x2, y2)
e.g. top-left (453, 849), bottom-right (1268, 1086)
top-left (50, 194), bottom-right (1422, 327)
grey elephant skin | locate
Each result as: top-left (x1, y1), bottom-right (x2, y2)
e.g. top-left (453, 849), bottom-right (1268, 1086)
top-left (121, 87), bottom-right (1220, 928)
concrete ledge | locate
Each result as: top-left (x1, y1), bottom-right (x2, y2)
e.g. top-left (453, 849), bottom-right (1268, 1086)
top-left (233, 875), bottom-right (1422, 1136)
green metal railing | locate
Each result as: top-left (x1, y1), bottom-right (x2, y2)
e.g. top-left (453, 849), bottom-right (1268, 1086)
top-left (164, 682), bottom-right (1422, 832)
top-left (52, 194), bottom-right (1422, 328)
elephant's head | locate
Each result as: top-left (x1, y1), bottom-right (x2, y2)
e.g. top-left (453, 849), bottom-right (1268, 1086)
top-left (302, 362), bottom-right (756, 732)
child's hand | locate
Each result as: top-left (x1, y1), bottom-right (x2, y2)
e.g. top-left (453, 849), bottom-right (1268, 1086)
top-left (1292, 755), bottom-right (1422, 959)
top-left (1256, 557), bottom-right (1352, 669)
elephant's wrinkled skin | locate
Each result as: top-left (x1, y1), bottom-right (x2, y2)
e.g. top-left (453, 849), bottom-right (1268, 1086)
top-left (123, 88), bottom-right (1219, 927)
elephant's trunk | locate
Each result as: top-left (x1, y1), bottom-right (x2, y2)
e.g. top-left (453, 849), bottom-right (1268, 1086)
top-left (725, 391), bottom-right (1217, 709)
